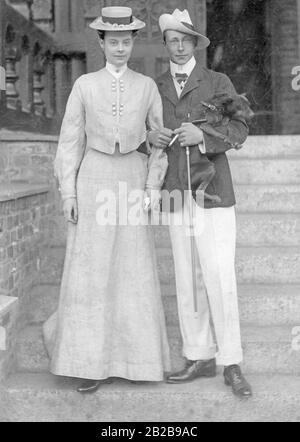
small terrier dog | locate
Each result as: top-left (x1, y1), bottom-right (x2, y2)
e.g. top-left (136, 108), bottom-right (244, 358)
top-left (178, 93), bottom-right (254, 203)
top-left (200, 93), bottom-right (254, 150)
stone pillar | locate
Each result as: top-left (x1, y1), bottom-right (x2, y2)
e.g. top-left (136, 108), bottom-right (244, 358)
top-left (70, 0), bottom-right (85, 32)
top-left (54, 0), bottom-right (71, 32)
top-left (71, 55), bottom-right (86, 85)
top-left (54, 55), bottom-right (70, 115)
top-left (84, 0), bottom-right (105, 72)
top-left (5, 47), bottom-right (22, 111)
top-left (33, 53), bottom-right (46, 116)
top-left (43, 54), bottom-right (55, 118)
top-left (18, 37), bottom-right (34, 113)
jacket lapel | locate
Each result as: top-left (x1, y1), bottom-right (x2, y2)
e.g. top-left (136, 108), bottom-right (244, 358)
top-left (157, 63), bottom-right (206, 106)
top-left (180, 63), bottom-right (205, 100)
top-left (157, 70), bottom-right (178, 106)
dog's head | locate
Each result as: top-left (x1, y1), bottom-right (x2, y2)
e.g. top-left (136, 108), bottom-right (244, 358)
top-left (202, 93), bottom-right (254, 122)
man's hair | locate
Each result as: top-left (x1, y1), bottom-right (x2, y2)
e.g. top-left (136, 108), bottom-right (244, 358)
top-left (98, 30), bottom-right (138, 40)
top-left (163, 31), bottom-right (198, 47)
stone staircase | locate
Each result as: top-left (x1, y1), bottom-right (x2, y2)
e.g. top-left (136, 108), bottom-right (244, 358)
top-left (1, 135), bottom-right (300, 422)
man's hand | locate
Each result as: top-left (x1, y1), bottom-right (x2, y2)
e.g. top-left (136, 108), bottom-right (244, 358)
top-left (174, 123), bottom-right (204, 147)
top-left (63, 197), bottom-right (78, 224)
top-left (148, 128), bottom-right (174, 149)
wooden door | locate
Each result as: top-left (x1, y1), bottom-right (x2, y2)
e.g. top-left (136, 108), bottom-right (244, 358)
top-left (84, 0), bottom-right (207, 79)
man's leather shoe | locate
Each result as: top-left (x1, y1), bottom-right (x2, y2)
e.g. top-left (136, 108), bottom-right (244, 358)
top-left (166, 359), bottom-right (216, 384)
top-left (77, 378), bottom-right (112, 394)
top-left (224, 365), bottom-right (252, 398)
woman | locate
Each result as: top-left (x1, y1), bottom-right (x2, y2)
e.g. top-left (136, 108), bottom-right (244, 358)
top-left (43, 6), bottom-right (171, 394)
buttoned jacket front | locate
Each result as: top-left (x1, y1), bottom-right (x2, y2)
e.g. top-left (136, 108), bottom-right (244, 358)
top-left (54, 68), bottom-right (164, 200)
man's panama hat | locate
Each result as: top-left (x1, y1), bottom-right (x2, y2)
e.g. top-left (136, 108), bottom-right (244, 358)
top-left (89, 6), bottom-right (145, 32)
top-left (159, 9), bottom-right (210, 49)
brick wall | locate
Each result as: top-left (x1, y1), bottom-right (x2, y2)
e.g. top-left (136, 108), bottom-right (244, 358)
top-left (0, 132), bottom-right (60, 329)
top-left (269, 0), bottom-right (300, 134)
top-left (0, 192), bottom-right (54, 299)
top-left (0, 132), bottom-right (61, 378)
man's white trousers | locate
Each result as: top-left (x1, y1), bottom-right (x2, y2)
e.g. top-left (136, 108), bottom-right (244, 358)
top-left (167, 202), bottom-right (243, 366)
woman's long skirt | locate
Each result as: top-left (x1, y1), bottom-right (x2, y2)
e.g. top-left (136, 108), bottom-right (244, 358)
top-left (43, 148), bottom-right (171, 381)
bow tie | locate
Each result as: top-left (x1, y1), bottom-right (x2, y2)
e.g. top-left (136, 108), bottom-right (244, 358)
top-left (175, 73), bottom-right (188, 89)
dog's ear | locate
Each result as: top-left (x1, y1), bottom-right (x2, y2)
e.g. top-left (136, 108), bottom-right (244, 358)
top-left (210, 93), bottom-right (234, 110)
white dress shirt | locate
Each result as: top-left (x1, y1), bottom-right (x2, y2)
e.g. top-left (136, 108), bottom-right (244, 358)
top-left (170, 56), bottom-right (206, 154)
top-left (170, 56), bottom-right (196, 98)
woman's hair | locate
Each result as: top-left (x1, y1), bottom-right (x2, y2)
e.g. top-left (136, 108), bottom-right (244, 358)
top-left (98, 30), bottom-right (139, 40)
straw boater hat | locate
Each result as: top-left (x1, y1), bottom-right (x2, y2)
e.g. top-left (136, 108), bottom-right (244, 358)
top-left (89, 6), bottom-right (145, 32)
top-left (159, 9), bottom-right (210, 49)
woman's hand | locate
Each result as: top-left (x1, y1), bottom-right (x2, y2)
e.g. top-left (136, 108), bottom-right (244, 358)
top-left (63, 197), bottom-right (78, 224)
top-left (143, 189), bottom-right (161, 212)
top-left (148, 128), bottom-right (174, 149)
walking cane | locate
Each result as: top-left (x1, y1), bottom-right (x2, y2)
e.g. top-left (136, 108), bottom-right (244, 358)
top-left (185, 143), bottom-right (198, 314)
top-left (168, 117), bottom-right (207, 314)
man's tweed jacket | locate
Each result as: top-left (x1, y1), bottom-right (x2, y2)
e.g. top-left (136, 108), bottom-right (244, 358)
top-left (156, 63), bottom-right (249, 210)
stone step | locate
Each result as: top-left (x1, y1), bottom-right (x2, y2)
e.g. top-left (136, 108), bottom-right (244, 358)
top-left (162, 284), bottom-right (300, 326)
top-left (49, 187), bottom-right (300, 250)
top-left (154, 214), bottom-right (300, 248)
top-left (1, 372), bottom-right (300, 422)
top-left (25, 283), bottom-right (300, 327)
top-left (230, 159), bottom-right (300, 184)
top-left (15, 323), bottom-right (300, 375)
top-left (235, 214), bottom-right (300, 247)
top-left (40, 245), bottom-right (300, 286)
top-left (158, 246), bottom-right (300, 285)
top-left (168, 325), bottom-right (300, 375)
top-left (51, 213), bottom-right (300, 248)
top-left (234, 185), bottom-right (300, 213)
top-left (227, 135), bottom-right (300, 159)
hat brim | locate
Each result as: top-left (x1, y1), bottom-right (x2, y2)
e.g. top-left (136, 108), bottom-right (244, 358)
top-left (89, 16), bottom-right (145, 32)
top-left (159, 15), bottom-right (210, 49)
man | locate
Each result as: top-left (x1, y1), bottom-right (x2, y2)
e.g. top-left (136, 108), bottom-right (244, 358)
top-left (150, 9), bottom-right (252, 398)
